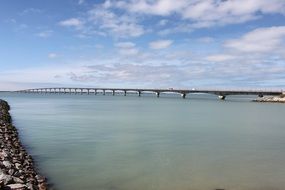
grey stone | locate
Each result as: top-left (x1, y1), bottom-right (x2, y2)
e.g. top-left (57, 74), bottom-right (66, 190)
top-left (8, 169), bottom-right (15, 175)
top-left (15, 163), bottom-right (22, 170)
top-left (3, 160), bottom-right (12, 168)
top-left (6, 183), bottom-right (27, 189)
top-left (0, 172), bottom-right (13, 185)
top-left (13, 177), bottom-right (25, 184)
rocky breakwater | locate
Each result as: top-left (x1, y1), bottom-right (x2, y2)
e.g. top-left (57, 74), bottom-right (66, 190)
top-left (254, 94), bottom-right (285, 103)
top-left (0, 99), bottom-right (48, 190)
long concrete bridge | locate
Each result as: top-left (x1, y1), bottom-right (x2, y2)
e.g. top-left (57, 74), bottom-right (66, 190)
top-left (17, 88), bottom-right (284, 100)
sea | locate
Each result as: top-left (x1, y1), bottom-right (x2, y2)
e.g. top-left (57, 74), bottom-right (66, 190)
top-left (1, 92), bottom-right (285, 190)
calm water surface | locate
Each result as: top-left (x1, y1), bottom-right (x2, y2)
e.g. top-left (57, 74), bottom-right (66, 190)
top-left (1, 92), bottom-right (285, 190)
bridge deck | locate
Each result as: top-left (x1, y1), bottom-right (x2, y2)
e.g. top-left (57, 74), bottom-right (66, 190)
top-left (17, 87), bottom-right (283, 99)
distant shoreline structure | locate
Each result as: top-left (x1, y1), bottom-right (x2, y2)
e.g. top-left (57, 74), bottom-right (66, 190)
top-left (254, 94), bottom-right (285, 103)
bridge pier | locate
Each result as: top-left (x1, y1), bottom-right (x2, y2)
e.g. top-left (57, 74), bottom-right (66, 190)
top-left (181, 93), bottom-right (186, 99)
top-left (218, 95), bottom-right (226, 100)
top-left (87, 89), bottom-right (90, 95)
top-left (94, 90), bottom-right (97, 95)
top-left (156, 92), bottom-right (160, 98)
top-left (103, 90), bottom-right (105, 95)
top-left (124, 91), bottom-right (127, 96)
top-left (112, 90), bottom-right (115, 96)
top-left (138, 91), bottom-right (141, 97)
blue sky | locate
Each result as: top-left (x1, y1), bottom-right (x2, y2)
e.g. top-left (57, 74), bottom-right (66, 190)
top-left (1, 0), bottom-right (285, 90)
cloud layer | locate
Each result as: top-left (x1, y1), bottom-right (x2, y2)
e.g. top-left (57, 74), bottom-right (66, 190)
top-left (1, 0), bottom-right (285, 90)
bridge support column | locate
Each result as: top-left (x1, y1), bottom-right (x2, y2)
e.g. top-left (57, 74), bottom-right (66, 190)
top-left (80, 89), bottom-right (83, 95)
top-left (138, 91), bottom-right (141, 97)
top-left (87, 89), bottom-right (90, 95)
top-left (94, 90), bottom-right (97, 95)
top-left (181, 93), bottom-right (186, 99)
top-left (112, 90), bottom-right (115, 96)
top-left (218, 95), bottom-right (226, 100)
top-left (103, 90), bottom-right (105, 95)
top-left (156, 92), bottom-right (160, 98)
top-left (124, 91), bottom-right (127, 96)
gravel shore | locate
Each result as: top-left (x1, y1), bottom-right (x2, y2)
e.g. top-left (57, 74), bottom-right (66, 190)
top-left (0, 99), bottom-right (49, 190)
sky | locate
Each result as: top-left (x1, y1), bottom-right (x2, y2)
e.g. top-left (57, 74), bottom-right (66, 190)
top-left (1, 0), bottom-right (285, 91)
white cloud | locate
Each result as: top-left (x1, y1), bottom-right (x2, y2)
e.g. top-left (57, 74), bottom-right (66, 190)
top-left (225, 26), bottom-right (285, 53)
top-left (36, 30), bottom-right (53, 38)
top-left (21, 8), bottom-right (42, 15)
top-left (115, 42), bottom-right (136, 48)
top-left (48, 53), bottom-right (58, 59)
top-left (206, 54), bottom-right (235, 62)
top-left (197, 37), bottom-right (215, 43)
top-left (108, 0), bottom-right (285, 28)
top-left (78, 0), bottom-right (85, 5)
top-left (112, 0), bottom-right (188, 16)
top-left (69, 63), bottom-right (191, 87)
top-left (115, 42), bottom-right (139, 56)
top-left (158, 19), bottom-right (168, 26)
top-left (149, 40), bottom-right (173, 49)
top-left (118, 48), bottom-right (139, 56)
top-left (59, 18), bottom-right (83, 28)
top-left (87, 7), bottom-right (145, 38)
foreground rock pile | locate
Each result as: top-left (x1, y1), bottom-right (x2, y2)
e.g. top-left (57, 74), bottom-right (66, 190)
top-left (0, 99), bottom-right (48, 190)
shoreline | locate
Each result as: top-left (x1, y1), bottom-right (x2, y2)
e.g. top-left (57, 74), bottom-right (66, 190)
top-left (0, 99), bottom-right (49, 190)
top-left (253, 95), bottom-right (285, 103)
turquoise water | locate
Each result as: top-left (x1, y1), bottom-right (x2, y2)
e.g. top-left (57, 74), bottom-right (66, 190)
top-left (1, 92), bottom-right (285, 190)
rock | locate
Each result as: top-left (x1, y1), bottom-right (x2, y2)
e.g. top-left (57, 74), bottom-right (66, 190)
top-left (8, 169), bottom-right (15, 175)
top-left (15, 163), bottom-right (22, 170)
top-left (0, 172), bottom-right (13, 185)
top-left (35, 175), bottom-right (45, 183)
top-left (0, 180), bottom-right (4, 189)
top-left (6, 183), bottom-right (27, 190)
top-left (3, 160), bottom-right (12, 168)
top-left (38, 182), bottom-right (48, 190)
top-left (26, 182), bottom-right (36, 190)
top-left (2, 150), bottom-right (9, 158)
top-left (13, 177), bottom-right (25, 184)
